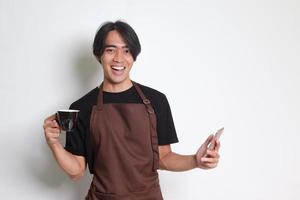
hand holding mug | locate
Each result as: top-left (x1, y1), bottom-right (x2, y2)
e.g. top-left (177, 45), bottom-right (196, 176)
top-left (43, 110), bottom-right (79, 147)
top-left (43, 114), bottom-right (61, 146)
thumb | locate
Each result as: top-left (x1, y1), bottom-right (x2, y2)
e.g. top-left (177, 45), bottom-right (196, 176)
top-left (197, 134), bottom-right (214, 161)
top-left (203, 134), bottom-right (214, 147)
top-left (44, 113), bottom-right (57, 123)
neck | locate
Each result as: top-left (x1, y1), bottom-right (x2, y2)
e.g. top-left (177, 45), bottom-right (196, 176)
top-left (102, 79), bottom-right (133, 93)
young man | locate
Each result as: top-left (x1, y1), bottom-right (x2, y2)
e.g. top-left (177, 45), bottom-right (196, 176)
top-left (43, 21), bottom-right (221, 200)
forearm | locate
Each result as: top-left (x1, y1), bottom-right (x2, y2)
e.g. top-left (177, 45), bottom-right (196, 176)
top-left (159, 152), bottom-right (197, 172)
top-left (49, 143), bottom-right (85, 180)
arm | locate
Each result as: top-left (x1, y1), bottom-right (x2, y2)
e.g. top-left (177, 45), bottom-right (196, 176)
top-left (43, 114), bottom-right (86, 180)
top-left (159, 135), bottom-right (220, 172)
top-left (159, 145), bottom-right (196, 171)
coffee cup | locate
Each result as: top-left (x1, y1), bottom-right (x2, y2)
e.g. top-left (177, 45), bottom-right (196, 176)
top-left (56, 109), bottom-right (79, 132)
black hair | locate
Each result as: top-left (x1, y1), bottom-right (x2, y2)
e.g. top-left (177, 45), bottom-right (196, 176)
top-left (93, 20), bottom-right (141, 62)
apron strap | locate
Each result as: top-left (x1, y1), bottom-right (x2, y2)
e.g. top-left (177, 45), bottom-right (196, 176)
top-left (133, 82), bottom-right (155, 114)
top-left (96, 83), bottom-right (104, 110)
top-left (133, 82), bottom-right (160, 171)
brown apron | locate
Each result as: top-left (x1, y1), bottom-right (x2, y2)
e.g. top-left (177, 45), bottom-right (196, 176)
top-left (85, 81), bottom-right (163, 200)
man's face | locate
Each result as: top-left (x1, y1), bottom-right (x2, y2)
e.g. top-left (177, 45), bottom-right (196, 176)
top-left (100, 30), bottom-right (134, 85)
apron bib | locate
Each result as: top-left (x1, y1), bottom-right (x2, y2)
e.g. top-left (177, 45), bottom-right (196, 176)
top-left (85, 82), bottom-right (163, 200)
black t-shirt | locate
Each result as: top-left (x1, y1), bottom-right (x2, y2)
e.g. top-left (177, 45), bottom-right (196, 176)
top-left (65, 82), bottom-right (178, 173)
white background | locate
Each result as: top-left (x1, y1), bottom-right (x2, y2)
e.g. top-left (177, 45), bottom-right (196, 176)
top-left (1, 0), bottom-right (299, 199)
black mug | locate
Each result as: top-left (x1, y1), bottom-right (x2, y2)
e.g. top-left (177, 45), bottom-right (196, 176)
top-left (56, 109), bottom-right (79, 132)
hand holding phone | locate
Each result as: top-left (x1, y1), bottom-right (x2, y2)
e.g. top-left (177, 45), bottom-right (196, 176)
top-left (208, 127), bottom-right (224, 150)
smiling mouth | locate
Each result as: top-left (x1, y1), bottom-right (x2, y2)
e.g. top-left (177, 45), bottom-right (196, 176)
top-left (111, 66), bottom-right (126, 71)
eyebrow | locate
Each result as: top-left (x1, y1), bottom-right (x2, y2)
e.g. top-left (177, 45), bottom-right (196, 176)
top-left (103, 45), bottom-right (129, 49)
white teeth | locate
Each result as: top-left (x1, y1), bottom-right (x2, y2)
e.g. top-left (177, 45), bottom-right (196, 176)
top-left (111, 66), bottom-right (125, 71)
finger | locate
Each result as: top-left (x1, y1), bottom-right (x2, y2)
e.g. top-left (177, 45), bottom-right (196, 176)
top-left (44, 114), bottom-right (57, 123)
top-left (43, 120), bottom-right (59, 129)
top-left (204, 134), bottom-right (214, 147)
top-left (202, 163), bottom-right (217, 169)
top-left (201, 157), bottom-right (219, 163)
top-left (45, 127), bottom-right (60, 133)
top-left (208, 139), bottom-right (216, 150)
top-left (206, 150), bottom-right (220, 158)
top-left (199, 165), bottom-right (210, 170)
top-left (201, 157), bottom-right (216, 163)
top-left (44, 126), bottom-right (61, 136)
top-left (52, 120), bottom-right (60, 128)
top-left (46, 135), bottom-right (60, 145)
top-left (215, 140), bottom-right (221, 151)
top-left (45, 131), bottom-right (60, 138)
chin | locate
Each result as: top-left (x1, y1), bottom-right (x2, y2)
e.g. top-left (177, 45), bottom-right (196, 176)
top-left (107, 76), bottom-right (130, 85)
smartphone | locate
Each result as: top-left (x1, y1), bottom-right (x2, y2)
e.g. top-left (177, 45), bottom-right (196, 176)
top-left (208, 127), bottom-right (224, 150)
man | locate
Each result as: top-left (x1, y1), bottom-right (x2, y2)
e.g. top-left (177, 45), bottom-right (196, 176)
top-left (43, 21), bottom-right (220, 200)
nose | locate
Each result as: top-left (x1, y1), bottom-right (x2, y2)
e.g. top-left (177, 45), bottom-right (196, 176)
top-left (113, 49), bottom-right (123, 62)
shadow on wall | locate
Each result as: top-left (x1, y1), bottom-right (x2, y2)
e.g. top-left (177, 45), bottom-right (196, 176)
top-left (27, 125), bottom-right (93, 200)
top-left (71, 39), bottom-right (102, 93)
top-left (29, 39), bottom-right (100, 199)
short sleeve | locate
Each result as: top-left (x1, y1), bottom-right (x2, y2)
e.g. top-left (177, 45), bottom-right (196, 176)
top-left (64, 103), bottom-right (86, 156)
top-left (156, 94), bottom-right (179, 145)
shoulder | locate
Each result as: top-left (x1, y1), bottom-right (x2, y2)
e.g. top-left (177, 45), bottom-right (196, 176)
top-left (136, 82), bottom-right (167, 101)
top-left (135, 82), bottom-right (170, 114)
top-left (69, 87), bottom-right (98, 115)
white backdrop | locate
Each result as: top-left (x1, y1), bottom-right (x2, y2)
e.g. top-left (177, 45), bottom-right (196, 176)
top-left (1, 0), bottom-right (299, 199)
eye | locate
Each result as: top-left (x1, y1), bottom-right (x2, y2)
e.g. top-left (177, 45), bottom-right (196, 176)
top-left (105, 48), bottom-right (115, 53)
top-left (124, 49), bottom-right (130, 54)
